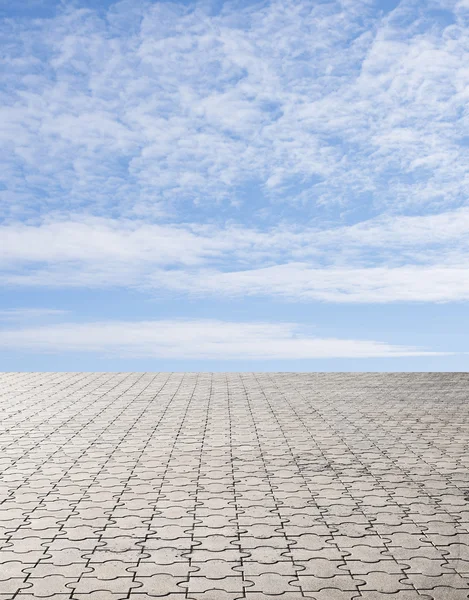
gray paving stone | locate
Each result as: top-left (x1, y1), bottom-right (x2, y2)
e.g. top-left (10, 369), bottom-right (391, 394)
top-left (1, 372), bottom-right (469, 599)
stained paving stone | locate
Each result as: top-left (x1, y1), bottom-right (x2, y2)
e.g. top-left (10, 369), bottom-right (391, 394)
top-left (1, 372), bottom-right (469, 599)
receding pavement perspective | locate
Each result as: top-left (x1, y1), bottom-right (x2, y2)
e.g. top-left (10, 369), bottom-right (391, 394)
top-left (1, 372), bottom-right (469, 600)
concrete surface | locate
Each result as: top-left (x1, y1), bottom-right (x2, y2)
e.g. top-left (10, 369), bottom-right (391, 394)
top-left (1, 372), bottom-right (469, 599)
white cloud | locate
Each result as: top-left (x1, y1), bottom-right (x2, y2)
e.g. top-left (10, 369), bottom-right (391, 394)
top-left (1, 207), bottom-right (469, 302)
top-left (3, 207), bottom-right (469, 265)
top-left (1, 0), bottom-right (468, 218)
top-left (159, 264), bottom-right (469, 303)
top-left (0, 319), bottom-right (449, 359)
top-left (0, 308), bottom-right (69, 321)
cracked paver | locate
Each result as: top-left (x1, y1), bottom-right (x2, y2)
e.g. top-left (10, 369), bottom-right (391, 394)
top-left (1, 372), bottom-right (469, 599)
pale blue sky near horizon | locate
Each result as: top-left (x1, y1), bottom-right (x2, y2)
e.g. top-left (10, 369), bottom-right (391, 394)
top-left (1, 0), bottom-right (469, 371)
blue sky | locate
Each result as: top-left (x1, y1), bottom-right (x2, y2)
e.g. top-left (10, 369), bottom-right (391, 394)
top-left (1, 0), bottom-right (468, 371)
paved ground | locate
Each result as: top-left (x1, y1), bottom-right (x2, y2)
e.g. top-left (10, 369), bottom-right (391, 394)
top-left (1, 372), bottom-right (469, 600)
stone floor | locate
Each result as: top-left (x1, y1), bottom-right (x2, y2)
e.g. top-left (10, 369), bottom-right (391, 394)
top-left (1, 372), bottom-right (469, 599)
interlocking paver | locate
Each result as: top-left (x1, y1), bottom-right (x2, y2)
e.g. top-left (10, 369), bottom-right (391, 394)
top-left (1, 372), bottom-right (469, 599)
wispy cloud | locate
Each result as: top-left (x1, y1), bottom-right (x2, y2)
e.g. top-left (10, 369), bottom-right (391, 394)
top-left (0, 319), bottom-right (449, 359)
top-left (0, 308), bottom-right (69, 321)
top-left (159, 264), bottom-right (469, 303)
top-left (1, 208), bottom-right (469, 302)
top-left (1, 0), bottom-right (468, 220)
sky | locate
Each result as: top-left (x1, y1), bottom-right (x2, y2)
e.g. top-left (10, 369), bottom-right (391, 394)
top-left (1, 0), bottom-right (468, 371)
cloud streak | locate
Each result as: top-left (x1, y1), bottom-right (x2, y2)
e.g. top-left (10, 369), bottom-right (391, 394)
top-left (0, 308), bottom-right (69, 321)
top-left (0, 319), bottom-right (450, 359)
top-left (159, 264), bottom-right (469, 304)
top-left (1, 208), bottom-right (469, 302)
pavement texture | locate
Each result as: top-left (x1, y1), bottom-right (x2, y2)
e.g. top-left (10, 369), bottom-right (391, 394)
top-left (1, 372), bottom-right (469, 600)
